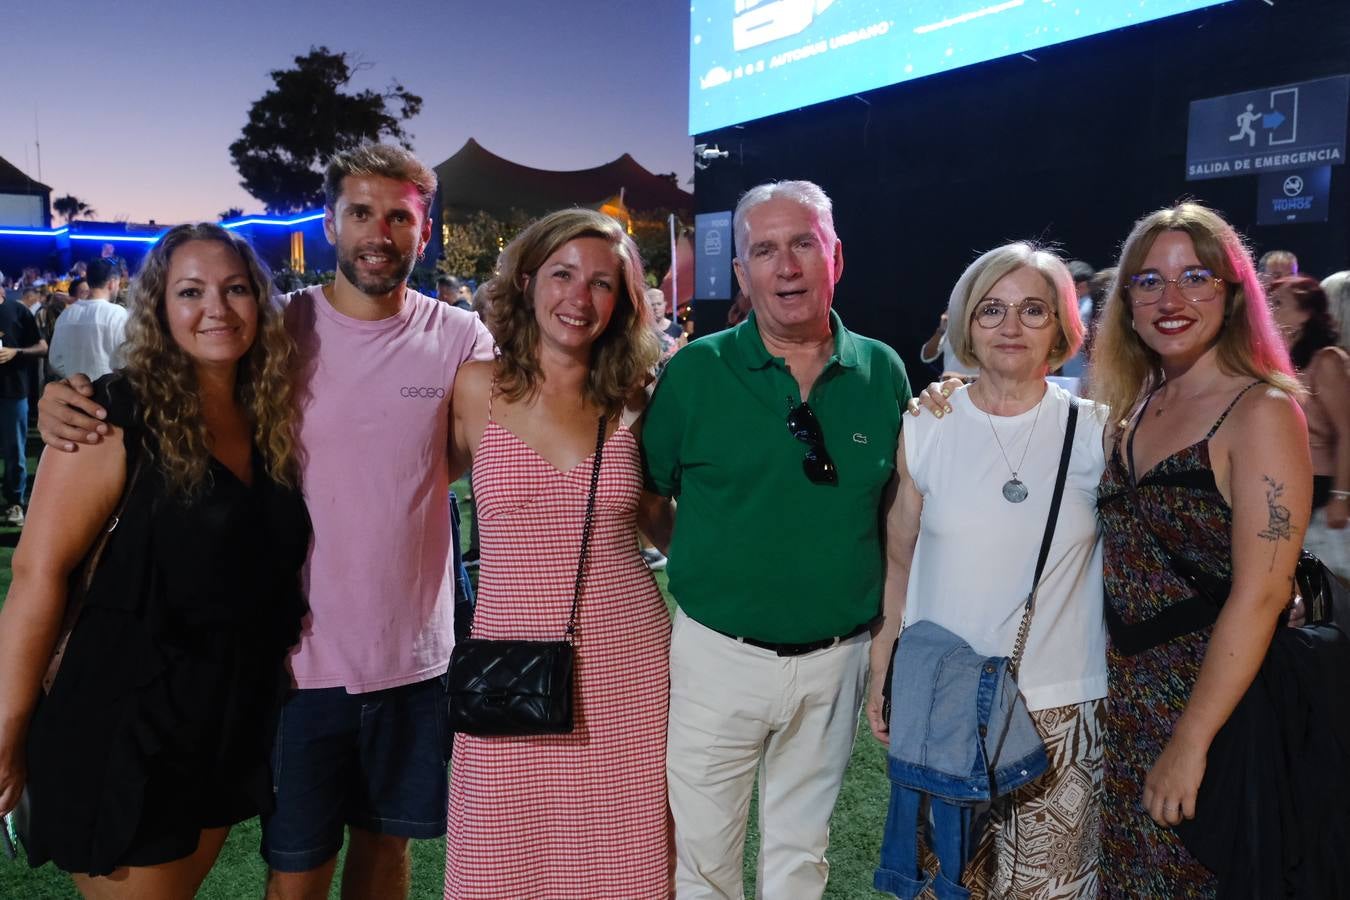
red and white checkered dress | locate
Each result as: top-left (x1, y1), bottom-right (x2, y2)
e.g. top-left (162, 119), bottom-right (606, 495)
top-left (445, 421), bottom-right (673, 900)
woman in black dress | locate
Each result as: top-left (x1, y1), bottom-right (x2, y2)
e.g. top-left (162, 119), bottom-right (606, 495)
top-left (0, 223), bottom-right (309, 898)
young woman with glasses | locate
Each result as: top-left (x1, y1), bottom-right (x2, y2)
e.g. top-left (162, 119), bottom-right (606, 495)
top-left (867, 242), bottom-right (1110, 897)
top-left (1090, 203), bottom-right (1313, 897)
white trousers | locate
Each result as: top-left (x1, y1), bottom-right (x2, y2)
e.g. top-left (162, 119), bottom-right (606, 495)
top-left (666, 608), bottom-right (870, 900)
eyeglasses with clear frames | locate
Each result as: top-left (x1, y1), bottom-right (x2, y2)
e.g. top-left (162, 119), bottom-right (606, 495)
top-left (971, 298), bottom-right (1056, 330)
top-left (1127, 268), bottom-right (1223, 306)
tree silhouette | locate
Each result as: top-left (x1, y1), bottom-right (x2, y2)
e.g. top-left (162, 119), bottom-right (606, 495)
top-left (229, 46), bottom-right (422, 213)
top-left (218, 207), bottom-right (245, 222)
top-left (52, 195), bottom-right (95, 223)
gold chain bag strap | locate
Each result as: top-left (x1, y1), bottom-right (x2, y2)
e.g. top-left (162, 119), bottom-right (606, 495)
top-left (445, 415), bottom-right (606, 737)
top-left (1008, 399), bottom-right (1079, 677)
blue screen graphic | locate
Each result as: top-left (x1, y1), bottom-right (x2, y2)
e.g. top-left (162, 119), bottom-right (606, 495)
top-left (690, 0), bottom-right (1232, 134)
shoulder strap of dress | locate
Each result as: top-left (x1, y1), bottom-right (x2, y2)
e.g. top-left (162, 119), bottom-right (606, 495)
top-left (1205, 380), bottom-right (1262, 440)
top-left (487, 377), bottom-right (496, 423)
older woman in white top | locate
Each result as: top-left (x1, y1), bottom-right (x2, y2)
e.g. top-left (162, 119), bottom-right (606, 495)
top-left (866, 242), bottom-right (1109, 898)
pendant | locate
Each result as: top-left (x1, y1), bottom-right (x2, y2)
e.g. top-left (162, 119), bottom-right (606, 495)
top-left (1002, 478), bottom-right (1029, 503)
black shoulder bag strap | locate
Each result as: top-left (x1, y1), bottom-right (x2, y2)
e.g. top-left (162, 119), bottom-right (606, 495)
top-left (563, 414), bottom-right (607, 641)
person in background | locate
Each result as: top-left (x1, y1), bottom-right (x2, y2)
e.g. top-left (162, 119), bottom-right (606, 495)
top-left (724, 289), bottom-right (751, 328)
top-left (48, 258), bottom-right (127, 380)
top-left (34, 291), bottom-right (69, 346)
top-left (454, 280), bottom-right (473, 309)
top-left (432, 282), bottom-right (479, 630)
top-left (1257, 248), bottom-right (1298, 282)
top-left (1321, 269), bottom-right (1350, 353)
top-left (1092, 202), bottom-right (1313, 897)
top-left (1056, 259), bottom-right (1097, 381)
top-left (98, 242), bottom-right (124, 278)
top-left (919, 309), bottom-right (979, 380)
top-left (17, 288), bottom-right (51, 420)
top-left (1268, 275), bottom-right (1350, 578)
top-left (638, 286), bottom-right (681, 572)
top-left (438, 275), bottom-right (473, 312)
top-left (646, 287), bottom-right (683, 355)
top-left (0, 223), bottom-right (309, 898)
top-left (32, 291), bottom-right (68, 398)
top-left (1068, 260), bottom-right (1096, 321)
top-left (0, 283), bottom-right (46, 526)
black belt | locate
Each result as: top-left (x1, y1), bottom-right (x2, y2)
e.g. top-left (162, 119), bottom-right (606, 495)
top-left (711, 622), bottom-right (871, 657)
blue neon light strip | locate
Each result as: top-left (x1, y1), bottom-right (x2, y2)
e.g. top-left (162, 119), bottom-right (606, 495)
top-left (70, 233), bottom-right (165, 243)
top-left (221, 211), bottom-right (324, 229)
top-left (0, 226), bottom-right (67, 237)
top-left (0, 209), bottom-right (325, 242)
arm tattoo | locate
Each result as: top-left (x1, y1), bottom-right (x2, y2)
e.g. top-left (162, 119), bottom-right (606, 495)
top-left (1256, 475), bottom-right (1292, 571)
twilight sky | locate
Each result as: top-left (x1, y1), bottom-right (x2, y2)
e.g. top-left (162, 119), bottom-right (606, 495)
top-left (0, 0), bottom-right (693, 224)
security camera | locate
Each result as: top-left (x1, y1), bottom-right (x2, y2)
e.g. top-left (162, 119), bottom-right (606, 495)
top-left (694, 143), bottom-right (730, 170)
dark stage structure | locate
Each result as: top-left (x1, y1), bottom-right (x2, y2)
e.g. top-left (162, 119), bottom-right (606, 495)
top-left (690, 0), bottom-right (1350, 383)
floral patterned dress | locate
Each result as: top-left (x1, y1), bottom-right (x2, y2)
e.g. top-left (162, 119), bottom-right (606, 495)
top-left (1096, 384), bottom-right (1258, 898)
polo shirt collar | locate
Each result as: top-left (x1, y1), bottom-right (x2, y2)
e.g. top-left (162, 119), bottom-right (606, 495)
top-left (735, 308), bottom-right (861, 370)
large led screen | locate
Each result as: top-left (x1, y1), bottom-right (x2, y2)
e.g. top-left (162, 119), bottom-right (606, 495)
top-left (690, 0), bottom-right (1232, 134)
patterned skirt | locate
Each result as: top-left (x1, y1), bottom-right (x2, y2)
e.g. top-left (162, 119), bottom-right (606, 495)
top-left (964, 699), bottom-right (1106, 899)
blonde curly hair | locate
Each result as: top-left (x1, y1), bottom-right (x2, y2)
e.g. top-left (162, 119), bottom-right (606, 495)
top-left (484, 208), bottom-right (660, 409)
top-left (123, 223), bottom-right (299, 496)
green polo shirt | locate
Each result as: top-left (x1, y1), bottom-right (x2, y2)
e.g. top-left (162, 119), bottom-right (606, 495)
top-left (642, 310), bottom-right (911, 643)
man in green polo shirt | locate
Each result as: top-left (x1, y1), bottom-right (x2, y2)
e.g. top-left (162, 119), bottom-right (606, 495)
top-left (643, 180), bottom-right (912, 899)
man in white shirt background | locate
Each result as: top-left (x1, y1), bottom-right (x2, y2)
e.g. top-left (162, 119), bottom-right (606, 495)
top-left (47, 257), bottom-right (128, 380)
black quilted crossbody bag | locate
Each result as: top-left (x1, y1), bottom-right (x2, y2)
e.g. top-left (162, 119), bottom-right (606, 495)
top-left (445, 415), bottom-right (605, 736)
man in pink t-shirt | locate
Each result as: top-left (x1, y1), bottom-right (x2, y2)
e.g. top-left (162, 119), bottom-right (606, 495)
top-left (32, 144), bottom-right (492, 900)
top-left (259, 145), bottom-right (492, 900)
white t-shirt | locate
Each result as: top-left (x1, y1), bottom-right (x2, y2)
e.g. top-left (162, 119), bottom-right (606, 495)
top-left (903, 383), bottom-right (1108, 711)
top-left (47, 298), bottom-right (129, 379)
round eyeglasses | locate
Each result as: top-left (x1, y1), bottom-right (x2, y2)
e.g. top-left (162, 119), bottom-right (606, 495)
top-left (1127, 268), bottom-right (1223, 306)
top-left (971, 298), bottom-right (1056, 330)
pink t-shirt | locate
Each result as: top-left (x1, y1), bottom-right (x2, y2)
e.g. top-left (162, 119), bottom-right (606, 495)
top-left (283, 286), bottom-right (494, 693)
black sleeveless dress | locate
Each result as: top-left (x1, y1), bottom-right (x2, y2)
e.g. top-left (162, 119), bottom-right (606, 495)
top-left (23, 374), bottom-right (310, 876)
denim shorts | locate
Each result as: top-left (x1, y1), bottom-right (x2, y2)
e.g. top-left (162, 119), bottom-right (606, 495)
top-left (260, 674), bottom-right (450, 872)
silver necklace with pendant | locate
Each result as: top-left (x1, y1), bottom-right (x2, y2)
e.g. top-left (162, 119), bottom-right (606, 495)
top-left (983, 393), bottom-right (1045, 504)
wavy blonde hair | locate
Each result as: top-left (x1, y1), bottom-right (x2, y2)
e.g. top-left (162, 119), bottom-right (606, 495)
top-left (484, 208), bottom-right (660, 409)
top-left (1089, 203), bottom-right (1299, 425)
top-left (123, 223), bottom-right (299, 497)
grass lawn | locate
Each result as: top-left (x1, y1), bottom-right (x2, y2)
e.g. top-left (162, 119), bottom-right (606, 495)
top-left (0, 474), bottom-right (891, 898)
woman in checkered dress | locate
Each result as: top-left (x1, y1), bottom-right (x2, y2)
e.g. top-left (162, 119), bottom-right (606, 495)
top-left (443, 209), bottom-right (674, 899)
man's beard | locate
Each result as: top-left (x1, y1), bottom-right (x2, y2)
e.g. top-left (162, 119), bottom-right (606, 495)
top-left (337, 244), bottom-right (417, 297)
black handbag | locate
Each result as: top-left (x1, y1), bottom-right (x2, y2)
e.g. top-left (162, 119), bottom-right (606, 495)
top-left (445, 415), bottom-right (606, 737)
